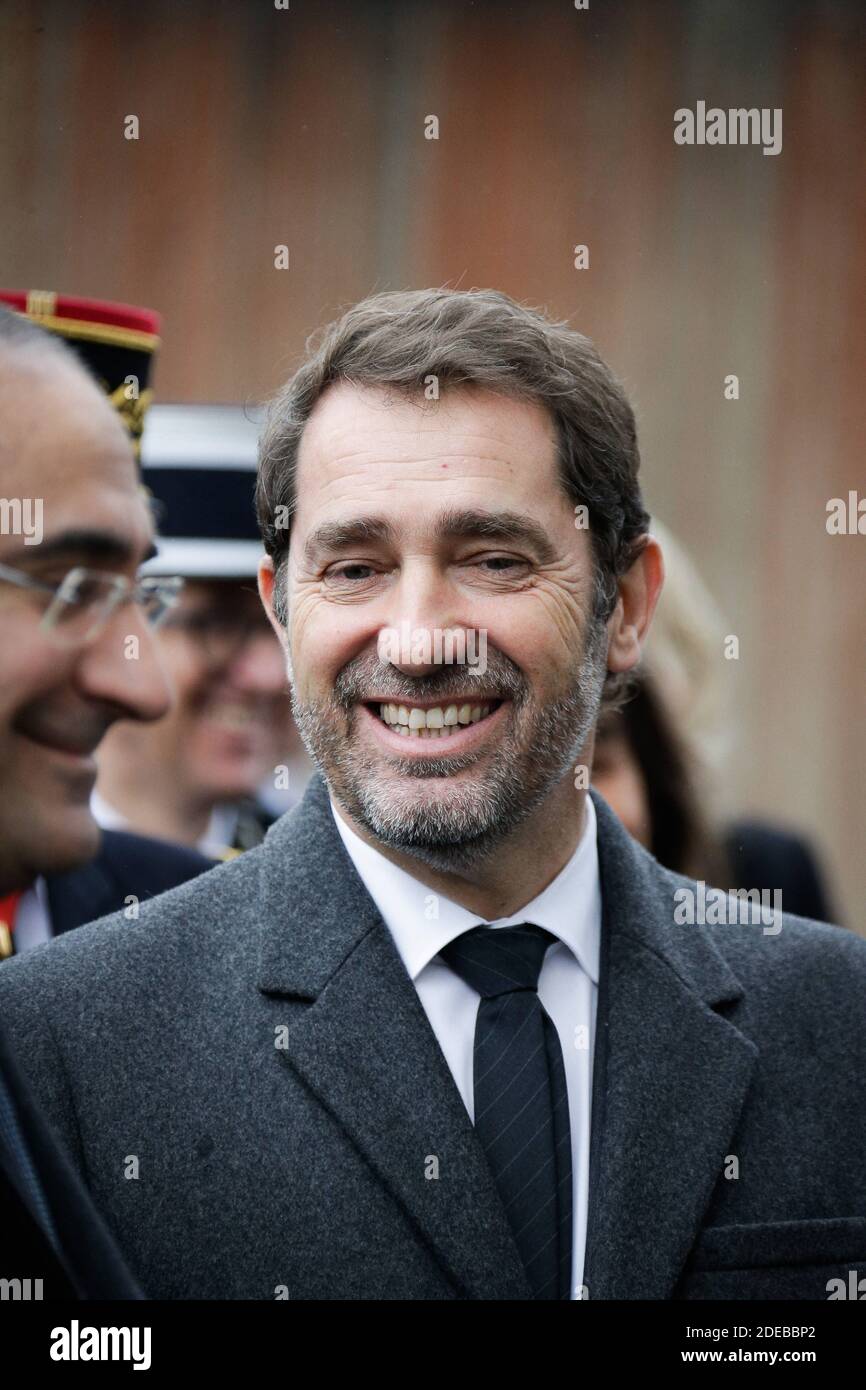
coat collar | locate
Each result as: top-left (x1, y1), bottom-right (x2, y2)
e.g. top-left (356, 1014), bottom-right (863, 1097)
top-left (256, 772), bottom-right (756, 1299)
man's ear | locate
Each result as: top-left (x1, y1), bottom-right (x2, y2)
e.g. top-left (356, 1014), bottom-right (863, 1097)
top-left (605, 535), bottom-right (664, 675)
top-left (258, 555), bottom-right (287, 645)
top-left (258, 555), bottom-right (294, 683)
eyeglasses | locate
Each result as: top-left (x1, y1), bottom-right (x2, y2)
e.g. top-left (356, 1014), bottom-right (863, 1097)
top-left (0, 562), bottom-right (184, 646)
top-left (158, 607), bottom-right (275, 665)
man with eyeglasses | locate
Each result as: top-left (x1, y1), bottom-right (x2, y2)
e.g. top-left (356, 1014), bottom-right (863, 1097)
top-left (0, 296), bottom-right (217, 1298)
top-left (91, 404), bottom-right (309, 859)
top-left (0, 295), bottom-right (214, 956)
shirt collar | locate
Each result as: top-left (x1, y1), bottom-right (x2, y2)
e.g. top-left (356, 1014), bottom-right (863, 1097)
top-left (330, 793), bottom-right (601, 986)
top-left (90, 789), bottom-right (129, 832)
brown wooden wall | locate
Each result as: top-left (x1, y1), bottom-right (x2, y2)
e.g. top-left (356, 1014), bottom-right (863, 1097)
top-left (1, 0), bottom-right (863, 926)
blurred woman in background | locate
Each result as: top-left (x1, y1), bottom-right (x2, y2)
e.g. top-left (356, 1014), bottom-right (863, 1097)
top-left (592, 523), bottom-right (837, 923)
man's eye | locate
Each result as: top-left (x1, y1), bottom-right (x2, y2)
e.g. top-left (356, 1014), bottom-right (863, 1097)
top-left (326, 564), bottom-right (377, 582)
top-left (474, 555), bottom-right (528, 573)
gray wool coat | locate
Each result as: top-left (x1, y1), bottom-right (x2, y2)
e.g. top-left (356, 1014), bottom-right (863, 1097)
top-left (0, 773), bottom-right (864, 1300)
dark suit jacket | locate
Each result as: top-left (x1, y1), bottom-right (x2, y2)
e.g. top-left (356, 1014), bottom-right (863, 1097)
top-left (0, 832), bottom-right (209, 1295)
top-left (44, 829), bottom-right (213, 938)
top-left (0, 774), bottom-right (864, 1299)
top-left (0, 1023), bottom-right (142, 1299)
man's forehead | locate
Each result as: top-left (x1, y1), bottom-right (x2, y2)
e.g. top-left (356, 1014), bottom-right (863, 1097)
top-left (29, 485), bottom-right (155, 560)
top-left (291, 386), bottom-right (568, 557)
top-left (0, 358), bottom-right (154, 562)
top-left (299, 381), bottom-right (558, 466)
top-left (0, 353), bottom-right (134, 463)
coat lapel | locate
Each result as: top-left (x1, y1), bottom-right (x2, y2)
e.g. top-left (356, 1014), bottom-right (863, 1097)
top-left (582, 794), bottom-right (758, 1299)
top-left (256, 773), bottom-right (532, 1300)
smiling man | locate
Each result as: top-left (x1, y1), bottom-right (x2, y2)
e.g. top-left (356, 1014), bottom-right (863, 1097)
top-left (0, 300), bottom-right (215, 925)
top-left (0, 300), bottom-right (199, 1299)
top-left (258, 380), bottom-right (646, 908)
top-left (0, 288), bottom-right (864, 1301)
top-left (0, 344), bottom-right (167, 891)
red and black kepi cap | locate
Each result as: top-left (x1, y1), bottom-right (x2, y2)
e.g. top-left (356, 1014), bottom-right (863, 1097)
top-left (0, 289), bottom-right (160, 457)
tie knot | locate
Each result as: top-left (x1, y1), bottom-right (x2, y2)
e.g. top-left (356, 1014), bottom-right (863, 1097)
top-left (439, 923), bottom-right (557, 999)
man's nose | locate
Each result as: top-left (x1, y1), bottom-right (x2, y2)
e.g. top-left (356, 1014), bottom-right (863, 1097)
top-left (73, 605), bottom-right (173, 722)
top-left (381, 562), bottom-right (463, 679)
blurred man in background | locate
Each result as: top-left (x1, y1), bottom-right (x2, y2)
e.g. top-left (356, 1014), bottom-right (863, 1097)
top-left (93, 405), bottom-right (310, 858)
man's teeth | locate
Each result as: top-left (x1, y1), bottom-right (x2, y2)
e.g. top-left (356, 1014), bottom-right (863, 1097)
top-left (376, 702), bottom-right (494, 737)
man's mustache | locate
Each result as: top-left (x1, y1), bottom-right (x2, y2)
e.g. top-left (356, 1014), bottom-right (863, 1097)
top-left (333, 652), bottom-right (526, 709)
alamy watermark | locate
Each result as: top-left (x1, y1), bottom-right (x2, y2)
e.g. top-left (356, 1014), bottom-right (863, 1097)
top-left (673, 880), bottom-right (783, 936)
top-left (827, 1271), bottom-right (866, 1299)
top-left (49, 1320), bottom-right (151, 1370)
top-left (826, 491), bottom-right (865, 534)
top-left (0, 496), bottom-right (43, 544)
top-left (1, 1275), bottom-right (43, 1299)
top-left (674, 102), bottom-right (782, 157)
top-left (377, 622), bottom-right (488, 675)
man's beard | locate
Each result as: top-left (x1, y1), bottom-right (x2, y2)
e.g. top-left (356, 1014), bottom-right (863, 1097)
top-left (289, 622), bottom-right (609, 875)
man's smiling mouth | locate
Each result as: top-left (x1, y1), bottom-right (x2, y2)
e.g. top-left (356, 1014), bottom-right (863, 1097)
top-left (364, 700), bottom-right (502, 738)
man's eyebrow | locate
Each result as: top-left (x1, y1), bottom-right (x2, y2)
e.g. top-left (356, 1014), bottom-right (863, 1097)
top-left (436, 508), bottom-right (559, 563)
top-left (3, 529), bottom-right (155, 566)
top-left (303, 509), bottom-right (558, 565)
top-left (303, 516), bottom-right (395, 564)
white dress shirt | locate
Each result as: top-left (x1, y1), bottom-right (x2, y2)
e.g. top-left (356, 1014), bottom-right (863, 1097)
top-left (12, 876), bottom-right (52, 953)
top-left (330, 793), bottom-right (601, 1298)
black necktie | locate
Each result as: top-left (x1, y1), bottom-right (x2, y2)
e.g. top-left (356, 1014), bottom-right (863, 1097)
top-left (439, 923), bottom-right (573, 1299)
